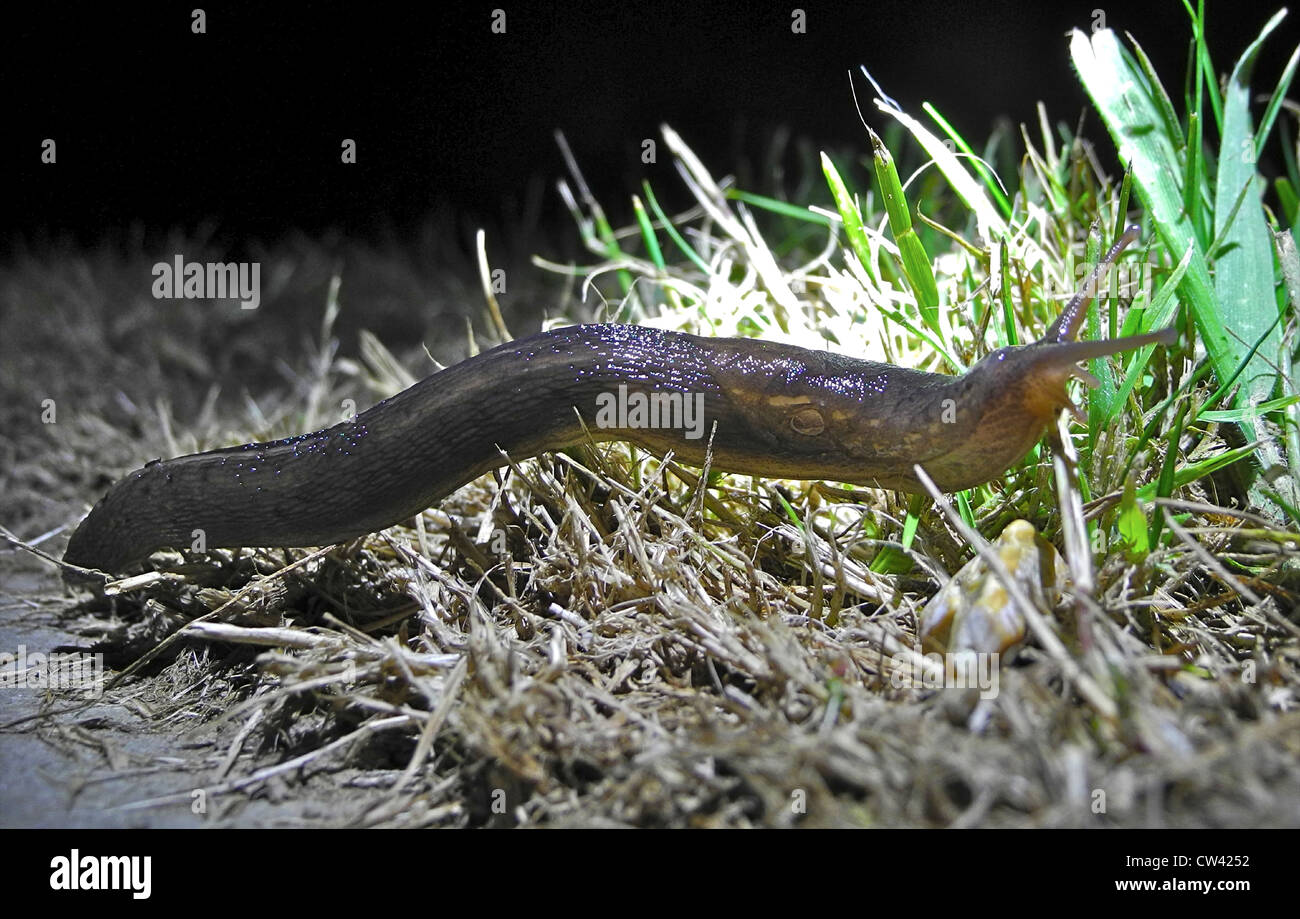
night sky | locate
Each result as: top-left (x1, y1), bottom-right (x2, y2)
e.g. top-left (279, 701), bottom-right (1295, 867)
top-left (6, 1), bottom-right (1297, 250)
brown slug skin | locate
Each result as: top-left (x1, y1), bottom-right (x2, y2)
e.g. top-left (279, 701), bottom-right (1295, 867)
top-left (64, 226), bottom-right (1175, 576)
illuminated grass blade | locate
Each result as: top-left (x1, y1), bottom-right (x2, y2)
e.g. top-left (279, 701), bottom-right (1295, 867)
top-left (867, 127), bottom-right (940, 334)
top-left (820, 152), bottom-right (878, 283)
top-left (922, 102), bottom-right (1012, 219)
top-left (1213, 10), bottom-right (1288, 413)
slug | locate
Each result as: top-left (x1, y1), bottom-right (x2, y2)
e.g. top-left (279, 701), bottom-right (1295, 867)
top-left (64, 226), bottom-right (1175, 576)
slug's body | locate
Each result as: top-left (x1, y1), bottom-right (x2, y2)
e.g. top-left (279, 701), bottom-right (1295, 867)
top-left (65, 228), bottom-right (1175, 576)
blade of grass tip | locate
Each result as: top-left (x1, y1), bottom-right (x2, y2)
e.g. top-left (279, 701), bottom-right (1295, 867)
top-left (1254, 41), bottom-right (1300, 162)
top-left (955, 490), bottom-right (974, 530)
top-left (1036, 101), bottom-right (1059, 173)
top-left (981, 126), bottom-right (1013, 207)
top-left (474, 229), bottom-right (511, 341)
top-left (773, 489), bottom-right (801, 527)
top-left (555, 129), bottom-right (612, 243)
top-left (1126, 34), bottom-right (1188, 152)
top-left (662, 124), bottom-right (735, 224)
top-left (1198, 394), bottom-right (1300, 422)
top-left (1116, 167), bottom-right (1134, 246)
top-left (922, 102), bottom-right (1012, 218)
top-left (998, 236), bottom-right (1017, 346)
top-left (554, 130), bottom-right (634, 295)
top-left (631, 195), bottom-right (665, 272)
top-left (1162, 19), bottom-right (1211, 245)
top-left (821, 151), bottom-right (879, 284)
top-left (874, 99), bottom-right (1009, 246)
top-left (1181, 110), bottom-right (1205, 239)
top-left (867, 126), bottom-right (941, 336)
top-left (726, 189), bottom-right (835, 227)
top-left (738, 208), bottom-right (798, 331)
top-left (1020, 121), bottom-right (1067, 216)
top-left (1181, 0), bottom-right (1224, 131)
top-left (640, 181), bottom-right (710, 274)
top-left (663, 124), bottom-right (799, 322)
top-left (555, 178), bottom-right (593, 244)
top-left (1214, 7), bottom-right (1286, 436)
top-left (913, 208), bottom-right (985, 259)
top-left (903, 493), bottom-right (923, 546)
top-left (1149, 399), bottom-right (1188, 548)
top-left (857, 65), bottom-right (902, 113)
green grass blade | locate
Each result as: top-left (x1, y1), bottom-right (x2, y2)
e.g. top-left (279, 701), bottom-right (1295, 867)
top-left (820, 153), bottom-right (879, 284)
top-left (1117, 474), bottom-right (1150, 561)
top-left (1254, 41), bottom-right (1300, 161)
top-left (640, 180), bottom-right (710, 274)
top-left (921, 102), bottom-right (1012, 218)
top-left (1181, 0), bottom-right (1225, 131)
top-left (867, 128), bottom-right (940, 333)
top-left (1127, 32), bottom-right (1188, 151)
top-left (1199, 394), bottom-right (1300, 422)
top-left (1149, 401), bottom-right (1188, 547)
top-left (873, 99), bottom-right (1009, 244)
top-left (1136, 443), bottom-right (1256, 500)
top-left (631, 194), bottom-right (665, 271)
top-left (1214, 8), bottom-right (1286, 412)
top-left (726, 188), bottom-right (836, 227)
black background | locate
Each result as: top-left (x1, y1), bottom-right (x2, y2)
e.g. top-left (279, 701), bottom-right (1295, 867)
top-left (5, 0), bottom-right (1298, 250)
top-left (8, 829), bottom-right (1279, 903)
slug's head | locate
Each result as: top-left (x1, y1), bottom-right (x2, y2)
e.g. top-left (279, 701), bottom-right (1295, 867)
top-left (989, 224), bottom-right (1177, 424)
top-left (936, 226), bottom-right (1177, 490)
top-left (972, 326), bottom-right (1177, 430)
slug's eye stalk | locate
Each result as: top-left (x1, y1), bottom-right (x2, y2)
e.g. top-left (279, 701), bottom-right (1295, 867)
top-left (1044, 224), bottom-right (1142, 344)
top-left (1009, 223), bottom-right (1178, 426)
